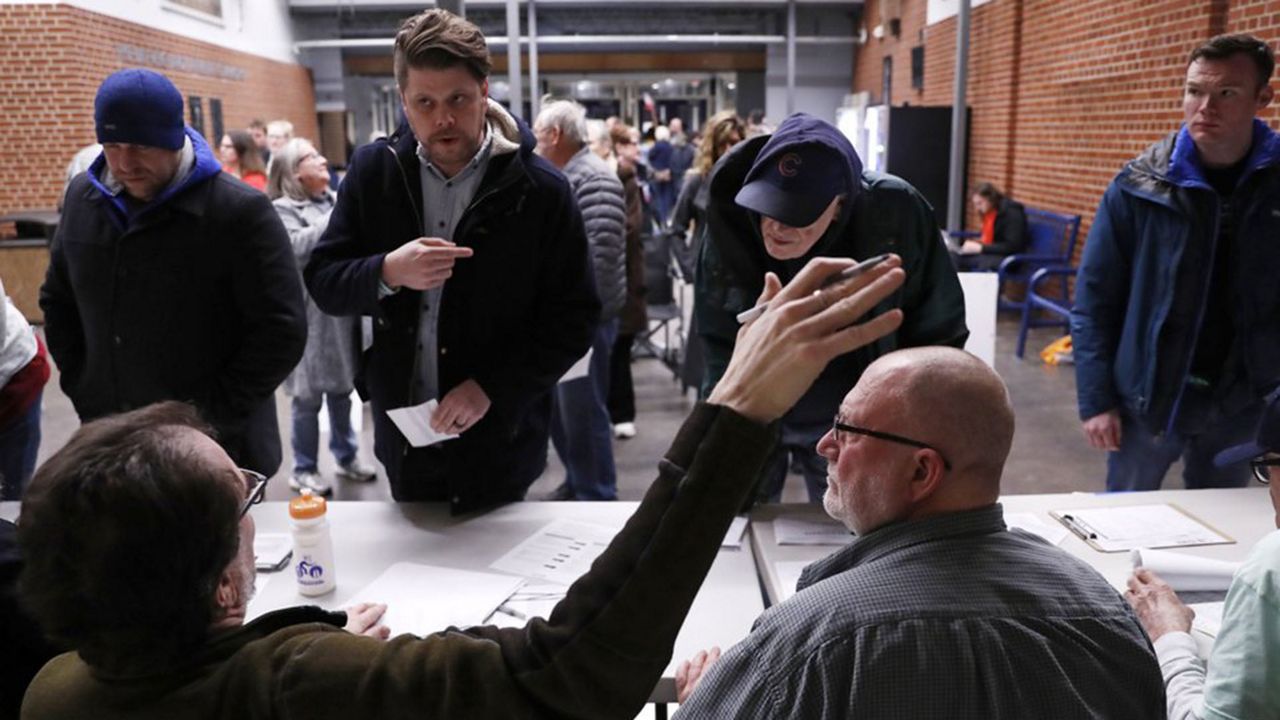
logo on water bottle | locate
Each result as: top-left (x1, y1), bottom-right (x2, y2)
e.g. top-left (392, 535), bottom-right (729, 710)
top-left (297, 559), bottom-right (326, 584)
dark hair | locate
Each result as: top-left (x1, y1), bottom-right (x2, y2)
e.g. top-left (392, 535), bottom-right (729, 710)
top-left (17, 402), bottom-right (242, 674)
top-left (973, 182), bottom-right (1003, 206)
top-left (747, 109), bottom-right (766, 125)
top-left (609, 123), bottom-right (634, 148)
top-left (394, 9), bottom-right (492, 89)
top-left (225, 129), bottom-right (265, 175)
top-left (248, 118), bottom-right (266, 132)
top-left (1189, 34), bottom-right (1276, 89)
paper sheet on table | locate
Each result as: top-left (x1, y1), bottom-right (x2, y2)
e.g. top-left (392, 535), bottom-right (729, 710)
top-left (774, 516), bottom-right (852, 546)
top-left (1130, 548), bottom-right (1241, 592)
top-left (1052, 504), bottom-right (1232, 552)
top-left (253, 532), bottom-right (293, 571)
top-left (487, 579), bottom-right (567, 628)
top-left (347, 562), bottom-right (523, 636)
top-left (775, 560), bottom-right (812, 602)
top-left (489, 520), bottom-right (617, 585)
top-left (386, 399), bottom-right (458, 447)
top-left (722, 516), bottom-right (749, 548)
top-left (1189, 601), bottom-right (1226, 638)
top-left (245, 573), bottom-right (274, 619)
top-left (1005, 512), bottom-right (1069, 546)
top-left (559, 348), bottom-right (593, 383)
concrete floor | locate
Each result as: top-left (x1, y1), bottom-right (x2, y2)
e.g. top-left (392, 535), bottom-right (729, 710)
top-left (33, 315), bottom-right (1197, 504)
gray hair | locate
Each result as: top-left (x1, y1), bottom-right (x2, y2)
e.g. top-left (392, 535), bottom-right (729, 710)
top-left (536, 100), bottom-right (588, 149)
top-left (266, 137), bottom-right (312, 201)
top-left (586, 119), bottom-right (610, 155)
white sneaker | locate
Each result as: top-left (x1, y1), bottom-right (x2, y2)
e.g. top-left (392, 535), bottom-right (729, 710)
top-left (289, 471), bottom-right (333, 496)
top-left (336, 459), bottom-right (377, 482)
top-left (613, 422), bottom-right (637, 439)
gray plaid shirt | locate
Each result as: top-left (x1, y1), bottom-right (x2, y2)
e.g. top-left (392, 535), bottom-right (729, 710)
top-left (675, 505), bottom-right (1166, 719)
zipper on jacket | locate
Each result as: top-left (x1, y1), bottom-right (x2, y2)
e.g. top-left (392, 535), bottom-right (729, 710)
top-left (1162, 191), bottom-right (1221, 436)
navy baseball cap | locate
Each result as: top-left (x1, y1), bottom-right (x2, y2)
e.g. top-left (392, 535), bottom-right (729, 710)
top-left (735, 142), bottom-right (847, 228)
top-left (94, 68), bottom-right (185, 151)
top-left (1214, 386), bottom-right (1280, 467)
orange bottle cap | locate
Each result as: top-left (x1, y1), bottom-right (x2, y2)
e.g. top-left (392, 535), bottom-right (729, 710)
top-left (288, 489), bottom-right (327, 519)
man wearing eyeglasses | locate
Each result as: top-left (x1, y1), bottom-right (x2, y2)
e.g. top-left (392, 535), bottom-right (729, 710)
top-left (17, 256), bottom-right (905, 719)
top-left (1125, 385), bottom-right (1280, 720)
top-left (674, 346), bottom-right (1165, 719)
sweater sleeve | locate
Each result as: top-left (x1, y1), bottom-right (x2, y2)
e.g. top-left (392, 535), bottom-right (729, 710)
top-left (1153, 632), bottom-right (1208, 720)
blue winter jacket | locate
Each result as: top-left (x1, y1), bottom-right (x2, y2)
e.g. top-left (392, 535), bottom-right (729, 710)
top-left (1071, 119), bottom-right (1280, 432)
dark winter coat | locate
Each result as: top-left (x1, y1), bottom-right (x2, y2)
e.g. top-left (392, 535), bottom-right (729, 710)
top-left (563, 147), bottom-right (627, 320)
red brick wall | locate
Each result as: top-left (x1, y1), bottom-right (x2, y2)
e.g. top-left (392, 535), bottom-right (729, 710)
top-left (853, 0), bottom-right (1280, 257)
top-left (0, 4), bottom-right (317, 214)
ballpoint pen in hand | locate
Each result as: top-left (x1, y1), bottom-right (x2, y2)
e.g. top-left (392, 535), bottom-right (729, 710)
top-left (735, 253), bottom-right (894, 325)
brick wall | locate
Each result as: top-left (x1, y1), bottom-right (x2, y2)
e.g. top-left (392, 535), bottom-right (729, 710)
top-left (0, 3), bottom-right (317, 214)
top-left (853, 0), bottom-right (1280, 257)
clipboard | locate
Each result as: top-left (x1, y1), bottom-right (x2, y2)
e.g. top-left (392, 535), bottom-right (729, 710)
top-left (1049, 503), bottom-right (1234, 553)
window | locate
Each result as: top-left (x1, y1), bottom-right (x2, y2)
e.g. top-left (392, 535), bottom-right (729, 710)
top-left (882, 56), bottom-right (893, 105)
top-left (188, 96), bottom-right (205, 142)
top-left (911, 46), bottom-right (924, 90)
top-left (209, 98), bottom-right (224, 145)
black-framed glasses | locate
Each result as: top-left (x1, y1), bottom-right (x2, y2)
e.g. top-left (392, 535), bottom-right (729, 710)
top-left (1252, 458), bottom-right (1278, 485)
top-left (239, 468), bottom-right (268, 518)
top-left (832, 418), bottom-right (952, 470)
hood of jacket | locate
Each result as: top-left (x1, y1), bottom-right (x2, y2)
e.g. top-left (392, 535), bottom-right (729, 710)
top-left (1120, 118), bottom-right (1280, 205)
top-left (86, 127), bottom-right (223, 227)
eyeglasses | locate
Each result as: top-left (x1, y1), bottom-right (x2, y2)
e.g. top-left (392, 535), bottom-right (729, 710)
top-left (1252, 457), bottom-right (1278, 485)
top-left (832, 417), bottom-right (952, 470)
top-left (239, 468), bottom-right (268, 518)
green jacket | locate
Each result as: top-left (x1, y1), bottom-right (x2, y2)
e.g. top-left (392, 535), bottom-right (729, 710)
top-left (21, 404), bottom-right (773, 720)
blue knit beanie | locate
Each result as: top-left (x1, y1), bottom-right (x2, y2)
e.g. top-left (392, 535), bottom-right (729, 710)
top-left (94, 68), bottom-right (185, 150)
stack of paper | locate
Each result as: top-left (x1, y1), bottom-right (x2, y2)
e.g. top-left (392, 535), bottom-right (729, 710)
top-left (1130, 548), bottom-right (1241, 592)
top-left (347, 562), bottom-right (523, 636)
top-left (489, 520), bottom-right (617, 585)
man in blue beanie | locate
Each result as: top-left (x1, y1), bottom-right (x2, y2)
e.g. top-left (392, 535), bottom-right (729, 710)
top-left (695, 112), bottom-right (969, 504)
top-left (40, 68), bottom-right (306, 476)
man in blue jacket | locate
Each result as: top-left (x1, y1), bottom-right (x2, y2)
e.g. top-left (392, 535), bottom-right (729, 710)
top-left (696, 112), bottom-right (968, 503)
top-left (40, 68), bottom-right (306, 476)
top-left (305, 10), bottom-right (599, 512)
top-left (1072, 34), bottom-right (1280, 491)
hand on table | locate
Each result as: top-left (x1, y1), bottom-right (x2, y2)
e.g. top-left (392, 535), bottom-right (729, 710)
top-left (675, 646), bottom-right (721, 704)
top-left (708, 256), bottom-right (905, 424)
top-left (1124, 568), bottom-right (1194, 641)
top-left (431, 379), bottom-right (491, 434)
top-left (1082, 409), bottom-right (1122, 451)
top-left (382, 237), bottom-right (473, 291)
top-left (344, 602), bottom-right (391, 639)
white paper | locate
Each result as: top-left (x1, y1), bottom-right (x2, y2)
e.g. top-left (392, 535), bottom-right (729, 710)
top-left (1005, 512), bottom-right (1069, 546)
top-left (253, 532), bottom-right (293, 571)
top-left (1130, 548), bottom-right (1241, 592)
top-left (559, 348), bottom-right (593, 383)
top-left (775, 560), bottom-right (812, 602)
top-left (487, 579), bottom-right (566, 626)
top-left (347, 562), bottom-right (523, 636)
top-left (489, 520), bottom-right (617, 585)
top-left (1189, 601), bottom-right (1226, 638)
top-left (1054, 504), bottom-right (1231, 552)
top-left (722, 516), bottom-right (749, 548)
top-left (386, 399), bottom-right (459, 447)
top-left (774, 516), bottom-right (852, 546)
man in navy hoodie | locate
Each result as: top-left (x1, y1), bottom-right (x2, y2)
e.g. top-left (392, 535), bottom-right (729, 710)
top-left (40, 68), bottom-right (306, 476)
top-left (1072, 34), bottom-right (1280, 491)
top-left (696, 113), bottom-right (968, 503)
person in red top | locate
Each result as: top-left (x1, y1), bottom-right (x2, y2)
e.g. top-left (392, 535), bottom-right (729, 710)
top-left (219, 130), bottom-right (268, 191)
top-left (0, 277), bottom-right (50, 500)
top-left (953, 182), bottom-right (1030, 271)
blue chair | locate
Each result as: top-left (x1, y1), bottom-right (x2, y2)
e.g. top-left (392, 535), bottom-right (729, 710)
top-left (1016, 266), bottom-right (1076, 358)
top-left (996, 208), bottom-right (1081, 313)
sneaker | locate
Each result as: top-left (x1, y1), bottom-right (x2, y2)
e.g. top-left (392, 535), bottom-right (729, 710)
top-left (289, 471), bottom-right (333, 496)
top-left (336, 458), bottom-right (377, 482)
top-left (613, 422), bottom-right (637, 439)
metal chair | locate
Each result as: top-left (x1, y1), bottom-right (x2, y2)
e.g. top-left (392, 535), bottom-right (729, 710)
top-left (634, 227), bottom-right (687, 376)
top-left (1016, 265), bottom-right (1076, 358)
top-left (996, 208), bottom-right (1081, 313)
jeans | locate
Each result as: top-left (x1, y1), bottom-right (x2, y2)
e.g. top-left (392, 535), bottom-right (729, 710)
top-left (291, 392), bottom-right (358, 474)
top-left (607, 332), bottom-right (636, 424)
top-left (1106, 406), bottom-right (1260, 491)
top-left (0, 394), bottom-right (41, 501)
top-left (756, 420), bottom-right (829, 504)
top-left (551, 319), bottom-right (619, 500)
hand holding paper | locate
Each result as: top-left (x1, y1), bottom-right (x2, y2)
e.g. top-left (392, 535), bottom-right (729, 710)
top-left (387, 399), bottom-right (459, 447)
top-left (1129, 548), bottom-right (1241, 592)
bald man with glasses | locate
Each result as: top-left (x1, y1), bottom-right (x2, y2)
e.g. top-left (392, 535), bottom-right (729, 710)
top-left (675, 346), bottom-right (1167, 719)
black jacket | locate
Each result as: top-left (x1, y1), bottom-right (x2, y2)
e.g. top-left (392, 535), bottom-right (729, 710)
top-left (305, 105), bottom-right (599, 513)
top-left (980, 198), bottom-right (1030, 256)
top-left (40, 129), bottom-right (306, 475)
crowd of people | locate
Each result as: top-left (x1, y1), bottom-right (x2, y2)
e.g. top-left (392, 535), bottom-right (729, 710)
top-left (0, 7), bottom-right (1277, 719)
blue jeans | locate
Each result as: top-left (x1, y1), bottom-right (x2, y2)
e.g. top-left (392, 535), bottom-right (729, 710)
top-left (757, 420), bottom-right (829, 503)
top-left (551, 319), bottom-right (619, 500)
top-left (291, 392), bottom-right (358, 474)
top-left (0, 394), bottom-right (41, 501)
top-left (1106, 406), bottom-right (1260, 491)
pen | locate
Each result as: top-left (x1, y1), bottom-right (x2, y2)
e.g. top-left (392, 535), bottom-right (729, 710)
top-left (497, 604), bottom-right (527, 620)
top-left (1060, 514), bottom-right (1098, 541)
top-left (735, 253), bottom-right (893, 325)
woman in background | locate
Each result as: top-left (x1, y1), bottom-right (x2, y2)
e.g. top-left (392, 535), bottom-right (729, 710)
top-left (267, 138), bottom-right (376, 496)
top-left (954, 182), bottom-right (1029, 270)
top-left (220, 129), bottom-right (268, 191)
top-left (607, 123), bottom-right (647, 439)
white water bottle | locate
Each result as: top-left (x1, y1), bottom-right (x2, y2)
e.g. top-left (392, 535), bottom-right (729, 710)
top-left (289, 489), bottom-right (336, 596)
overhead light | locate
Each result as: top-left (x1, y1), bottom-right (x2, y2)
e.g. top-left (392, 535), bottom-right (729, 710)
top-left (727, 82), bottom-right (737, 90)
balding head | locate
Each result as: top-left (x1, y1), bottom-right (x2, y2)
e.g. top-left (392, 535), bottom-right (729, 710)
top-left (818, 347), bottom-right (1014, 534)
